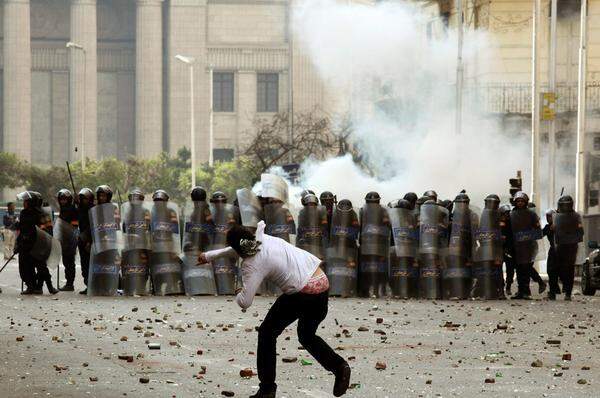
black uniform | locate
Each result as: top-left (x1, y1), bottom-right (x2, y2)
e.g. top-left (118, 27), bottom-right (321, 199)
top-left (78, 204), bottom-right (93, 286)
top-left (16, 207), bottom-right (43, 290)
top-left (543, 223), bottom-right (558, 295)
top-left (500, 210), bottom-right (515, 293)
top-left (59, 204), bottom-right (79, 286)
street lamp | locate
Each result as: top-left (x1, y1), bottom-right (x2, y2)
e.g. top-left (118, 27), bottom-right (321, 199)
top-left (175, 54), bottom-right (198, 188)
top-left (66, 41), bottom-right (86, 170)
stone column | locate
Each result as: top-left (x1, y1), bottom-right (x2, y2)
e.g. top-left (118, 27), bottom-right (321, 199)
top-left (69, 0), bottom-right (98, 162)
top-left (167, 0), bottom-right (208, 163)
top-left (135, 0), bottom-right (163, 158)
top-left (3, 0), bottom-right (31, 161)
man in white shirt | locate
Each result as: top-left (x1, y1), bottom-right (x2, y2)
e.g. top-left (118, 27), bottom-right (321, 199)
top-left (200, 221), bottom-right (351, 398)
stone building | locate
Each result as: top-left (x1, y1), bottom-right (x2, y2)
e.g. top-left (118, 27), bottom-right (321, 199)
top-left (3, 0), bottom-right (600, 211)
top-left (419, 0), bottom-right (600, 211)
top-left (0, 0), bottom-right (334, 167)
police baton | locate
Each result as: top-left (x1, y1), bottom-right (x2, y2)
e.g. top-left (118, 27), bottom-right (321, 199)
top-left (66, 161), bottom-right (77, 195)
top-left (0, 252), bottom-right (16, 275)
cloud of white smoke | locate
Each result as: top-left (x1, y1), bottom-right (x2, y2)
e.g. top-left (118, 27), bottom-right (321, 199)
top-left (291, 0), bottom-right (531, 208)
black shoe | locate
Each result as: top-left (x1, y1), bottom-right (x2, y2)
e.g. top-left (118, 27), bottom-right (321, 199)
top-left (547, 292), bottom-right (556, 300)
top-left (564, 294), bottom-right (572, 301)
top-left (79, 288), bottom-right (87, 295)
top-left (249, 389), bottom-right (276, 398)
top-left (59, 284), bottom-right (75, 292)
top-left (333, 362), bottom-right (351, 397)
top-left (511, 293), bottom-right (531, 300)
top-left (21, 287), bottom-right (37, 295)
top-left (47, 284), bottom-right (59, 295)
top-left (538, 281), bottom-right (547, 294)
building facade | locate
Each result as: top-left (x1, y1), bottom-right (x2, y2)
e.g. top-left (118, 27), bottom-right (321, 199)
top-left (0, 0), bottom-right (332, 166)
top-left (2, 0), bottom-right (600, 211)
top-left (421, 0), bottom-right (600, 211)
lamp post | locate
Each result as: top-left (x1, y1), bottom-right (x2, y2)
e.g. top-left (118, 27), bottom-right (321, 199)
top-left (66, 41), bottom-right (86, 170)
top-left (575, 0), bottom-right (589, 213)
top-left (175, 54), bottom-right (197, 187)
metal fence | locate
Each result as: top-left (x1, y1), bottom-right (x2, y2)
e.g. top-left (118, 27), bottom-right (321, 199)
top-left (463, 82), bottom-right (600, 114)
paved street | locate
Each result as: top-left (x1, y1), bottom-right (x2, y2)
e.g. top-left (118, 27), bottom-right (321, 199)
top-left (1, 260), bottom-right (599, 398)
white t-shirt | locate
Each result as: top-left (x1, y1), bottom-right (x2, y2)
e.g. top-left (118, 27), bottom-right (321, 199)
top-left (204, 221), bottom-right (321, 309)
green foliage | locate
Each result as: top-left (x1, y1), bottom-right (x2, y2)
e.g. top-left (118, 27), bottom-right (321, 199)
top-left (0, 150), bottom-right (257, 207)
top-left (0, 152), bottom-right (28, 189)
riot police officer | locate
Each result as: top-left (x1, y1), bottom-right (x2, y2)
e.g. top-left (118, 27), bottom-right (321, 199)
top-left (320, 191), bottom-right (337, 227)
top-left (56, 189), bottom-right (79, 291)
top-left (543, 209), bottom-right (558, 299)
top-left (510, 192), bottom-right (543, 299)
top-left (403, 192), bottom-right (418, 210)
top-left (15, 191), bottom-right (44, 294)
top-left (358, 191), bottom-right (390, 298)
top-left (552, 195), bottom-right (583, 301)
top-left (77, 188), bottom-right (95, 295)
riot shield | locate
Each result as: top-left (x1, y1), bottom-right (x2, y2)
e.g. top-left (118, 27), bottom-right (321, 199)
top-left (182, 201), bottom-right (217, 295)
top-left (418, 203), bottom-right (449, 299)
top-left (296, 206), bottom-right (328, 260)
top-left (358, 204), bottom-right (390, 298)
top-left (553, 212), bottom-right (584, 246)
top-left (209, 202), bottom-right (238, 295)
top-left (47, 237), bottom-right (62, 269)
top-left (30, 226), bottom-right (54, 262)
top-left (236, 188), bottom-right (262, 228)
top-left (326, 207), bottom-right (359, 297)
top-left (88, 203), bottom-right (122, 296)
top-left (121, 201), bottom-right (152, 296)
top-left (53, 218), bottom-right (79, 253)
top-left (260, 173), bottom-right (288, 202)
top-left (443, 203), bottom-right (475, 299)
top-left (471, 208), bottom-right (504, 299)
top-left (150, 201), bottom-right (184, 296)
top-left (360, 204), bottom-right (390, 257)
top-left (264, 203), bottom-right (296, 242)
top-left (388, 207), bottom-right (418, 298)
top-left (510, 208), bottom-right (541, 265)
top-left (183, 201), bottom-right (213, 252)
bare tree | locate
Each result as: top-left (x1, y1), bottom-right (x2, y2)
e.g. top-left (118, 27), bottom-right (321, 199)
top-left (241, 108), bottom-right (373, 177)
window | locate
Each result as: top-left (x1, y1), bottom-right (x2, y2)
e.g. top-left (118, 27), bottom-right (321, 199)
top-left (257, 73), bottom-right (279, 113)
top-left (557, 0), bottom-right (580, 18)
top-left (590, 190), bottom-right (599, 208)
top-left (213, 148), bottom-right (234, 162)
top-left (594, 136), bottom-right (600, 151)
top-left (213, 72), bottom-right (234, 112)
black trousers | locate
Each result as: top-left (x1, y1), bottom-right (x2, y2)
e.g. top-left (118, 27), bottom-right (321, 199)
top-left (257, 291), bottom-right (345, 392)
top-left (516, 262), bottom-right (536, 296)
top-left (78, 241), bottom-right (91, 286)
top-left (35, 262), bottom-right (51, 289)
top-left (555, 244), bottom-right (578, 295)
top-left (529, 265), bottom-right (543, 284)
top-left (62, 248), bottom-right (76, 285)
top-left (547, 249), bottom-right (560, 294)
top-left (18, 252), bottom-right (37, 289)
top-left (504, 255), bottom-right (515, 287)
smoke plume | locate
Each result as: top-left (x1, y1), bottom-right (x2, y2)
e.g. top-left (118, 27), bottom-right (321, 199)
top-left (291, 0), bottom-right (531, 208)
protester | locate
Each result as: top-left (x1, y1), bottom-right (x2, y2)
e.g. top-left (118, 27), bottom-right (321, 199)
top-left (199, 221), bottom-right (351, 398)
top-left (3, 202), bottom-right (18, 260)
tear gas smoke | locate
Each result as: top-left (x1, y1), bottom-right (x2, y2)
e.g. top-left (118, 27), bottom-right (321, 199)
top-left (288, 0), bottom-right (531, 208)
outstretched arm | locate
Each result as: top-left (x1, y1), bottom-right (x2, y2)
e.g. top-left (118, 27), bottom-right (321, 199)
top-left (200, 247), bottom-right (239, 263)
top-left (236, 262), bottom-right (266, 309)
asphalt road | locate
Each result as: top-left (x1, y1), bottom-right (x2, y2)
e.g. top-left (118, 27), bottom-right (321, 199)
top-left (1, 260), bottom-right (599, 398)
